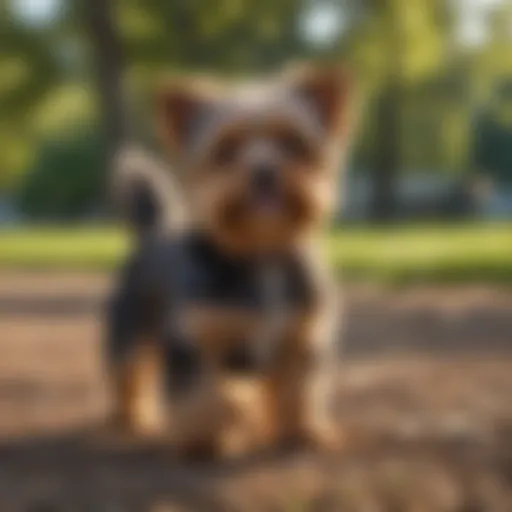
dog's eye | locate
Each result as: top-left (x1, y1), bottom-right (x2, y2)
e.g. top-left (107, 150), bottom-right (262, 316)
top-left (278, 132), bottom-right (310, 162)
top-left (211, 135), bottom-right (242, 167)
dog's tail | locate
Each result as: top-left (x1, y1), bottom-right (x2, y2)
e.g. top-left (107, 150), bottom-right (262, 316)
top-left (111, 145), bottom-right (187, 241)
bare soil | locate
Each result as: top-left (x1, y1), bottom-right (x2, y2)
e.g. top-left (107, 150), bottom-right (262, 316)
top-left (0, 272), bottom-right (511, 511)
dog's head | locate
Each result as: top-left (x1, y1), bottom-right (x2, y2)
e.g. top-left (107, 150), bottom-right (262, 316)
top-left (156, 65), bottom-right (352, 255)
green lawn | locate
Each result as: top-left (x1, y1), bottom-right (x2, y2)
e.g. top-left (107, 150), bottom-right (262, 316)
top-left (0, 223), bottom-right (511, 283)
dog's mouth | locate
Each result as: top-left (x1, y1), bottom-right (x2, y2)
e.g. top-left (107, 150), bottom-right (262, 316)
top-left (220, 187), bottom-right (312, 231)
top-left (248, 187), bottom-right (286, 216)
top-left (210, 187), bottom-right (319, 254)
top-left (221, 191), bottom-right (287, 227)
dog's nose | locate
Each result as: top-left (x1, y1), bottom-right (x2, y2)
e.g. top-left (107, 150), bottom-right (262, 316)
top-left (251, 164), bottom-right (278, 193)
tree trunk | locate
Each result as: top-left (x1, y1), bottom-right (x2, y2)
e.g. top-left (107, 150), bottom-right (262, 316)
top-left (84, 0), bottom-right (128, 157)
top-left (370, 79), bottom-right (401, 221)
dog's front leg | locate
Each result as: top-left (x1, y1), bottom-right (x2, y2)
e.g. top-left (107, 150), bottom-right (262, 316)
top-left (263, 298), bottom-right (341, 451)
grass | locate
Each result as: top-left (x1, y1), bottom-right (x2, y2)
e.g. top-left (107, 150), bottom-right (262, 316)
top-left (329, 222), bottom-right (512, 284)
top-left (0, 222), bottom-right (511, 283)
top-left (0, 226), bottom-right (126, 271)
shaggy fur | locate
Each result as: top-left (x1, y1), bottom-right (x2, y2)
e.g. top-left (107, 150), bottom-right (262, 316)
top-left (106, 64), bottom-right (353, 458)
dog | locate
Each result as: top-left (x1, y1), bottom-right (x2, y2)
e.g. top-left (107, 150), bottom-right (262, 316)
top-left (106, 64), bottom-right (353, 458)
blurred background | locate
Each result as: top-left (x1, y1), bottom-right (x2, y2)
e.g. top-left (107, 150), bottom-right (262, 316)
top-left (0, 1), bottom-right (512, 510)
top-left (0, 0), bottom-right (511, 225)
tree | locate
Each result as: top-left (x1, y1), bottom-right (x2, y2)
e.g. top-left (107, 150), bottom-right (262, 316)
top-left (346, 0), bottom-right (452, 220)
top-left (0, 0), bottom-right (62, 189)
top-left (83, 0), bottom-right (129, 156)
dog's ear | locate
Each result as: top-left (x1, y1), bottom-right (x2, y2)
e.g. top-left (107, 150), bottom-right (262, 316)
top-left (156, 78), bottom-right (219, 156)
top-left (289, 65), bottom-right (352, 140)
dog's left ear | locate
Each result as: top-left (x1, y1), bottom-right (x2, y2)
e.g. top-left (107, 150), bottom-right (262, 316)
top-left (156, 77), bottom-right (221, 157)
top-left (290, 65), bottom-right (352, 140)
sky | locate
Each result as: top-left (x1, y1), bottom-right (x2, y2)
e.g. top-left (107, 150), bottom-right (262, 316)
top-left (300, 2), bottom-right (347, 47)
top-left (455, 0), bottom-right (507, 47)
top-left (11, 0), bottom-right (62, 27)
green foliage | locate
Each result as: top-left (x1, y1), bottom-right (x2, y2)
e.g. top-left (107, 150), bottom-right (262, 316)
top-left (17, 127), bottom-right (107, 220)
top-left (1, 0), bottom-right (512, 207)
top-left (0, 7), bottom-right (62, 121)
top-left (474, 108), bottom-right (512, 185)
top-left (116, 0), bottom-right (305, 74)
top-left (349, 0), bottom-right (451, 85)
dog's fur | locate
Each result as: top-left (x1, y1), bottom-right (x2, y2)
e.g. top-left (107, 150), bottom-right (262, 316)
top-left (106, 65), bottom-right (352, 458)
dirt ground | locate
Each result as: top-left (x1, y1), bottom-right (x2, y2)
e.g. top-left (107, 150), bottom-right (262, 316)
top-left (0, 272), bottom-right (511, 512)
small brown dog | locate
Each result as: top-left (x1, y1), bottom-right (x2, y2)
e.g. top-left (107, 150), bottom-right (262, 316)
top-left (107, 64), bottom-right (353, 458)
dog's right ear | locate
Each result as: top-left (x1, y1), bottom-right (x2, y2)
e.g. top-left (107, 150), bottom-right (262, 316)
top-left (156, 78), bottom-right (219, 156)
